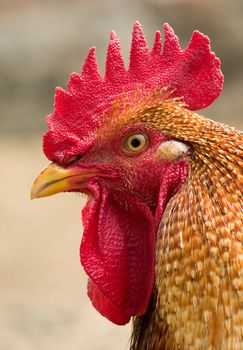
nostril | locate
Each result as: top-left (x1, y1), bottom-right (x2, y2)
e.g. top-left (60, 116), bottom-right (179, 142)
top-left (66, 155), bottom-right (83, 166)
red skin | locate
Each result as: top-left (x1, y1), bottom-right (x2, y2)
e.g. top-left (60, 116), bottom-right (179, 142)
top-left (48, 124), bottom-right (189, 324)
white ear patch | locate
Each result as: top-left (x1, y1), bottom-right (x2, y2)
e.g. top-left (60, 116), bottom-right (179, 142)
top-left (156, 140), bottom-right (189, 161)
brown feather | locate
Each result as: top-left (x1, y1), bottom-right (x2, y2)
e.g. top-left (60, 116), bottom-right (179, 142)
top-left (128, 96), bottom-right (242, 349)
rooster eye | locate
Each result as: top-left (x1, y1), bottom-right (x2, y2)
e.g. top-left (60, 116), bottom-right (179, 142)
top-left (123, 133), bottom-right (147, 153)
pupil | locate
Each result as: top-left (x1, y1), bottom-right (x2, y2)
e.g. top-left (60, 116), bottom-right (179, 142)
top-left (131, 138), bottom-right (141, 148)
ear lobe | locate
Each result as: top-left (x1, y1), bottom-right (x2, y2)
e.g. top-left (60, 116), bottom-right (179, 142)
top-left (156, 140), bottom-right (189, 161)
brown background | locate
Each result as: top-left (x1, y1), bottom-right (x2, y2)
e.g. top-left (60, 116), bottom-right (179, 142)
top-left (1, 0), bottom-right (242, 349)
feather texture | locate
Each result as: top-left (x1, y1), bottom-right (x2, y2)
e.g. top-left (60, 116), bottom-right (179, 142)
top-left (129, 101), bottom-right (243, 350)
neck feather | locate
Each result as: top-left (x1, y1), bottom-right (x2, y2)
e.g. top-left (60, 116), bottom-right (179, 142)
top-left (130, 109), bottom-right (242, 349)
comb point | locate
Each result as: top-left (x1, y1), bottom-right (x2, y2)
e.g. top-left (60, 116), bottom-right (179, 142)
top-left (81, 47), bottom-right (101, 80)
top-left (105, 30), bottom-right (126, 82)
top-left (163, 23), bottom-right (180, 57)
top-left (187, 30), bottom-right (210, 52)
top-left (131, 21), bottom-right (149, 50)
top-left (152, 31), bottom-right (162, 55)
top-left (129, 21), bottom-right (150, 75)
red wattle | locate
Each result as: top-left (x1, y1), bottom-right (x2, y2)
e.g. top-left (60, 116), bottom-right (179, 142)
top-left (87, 280), bottom-right (130, 325)
top-left (80, 183), bottom-right (156, 325)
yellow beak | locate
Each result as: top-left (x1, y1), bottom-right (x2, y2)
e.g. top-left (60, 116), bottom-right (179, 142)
top-left (31, 162), bottom-right (98, 199)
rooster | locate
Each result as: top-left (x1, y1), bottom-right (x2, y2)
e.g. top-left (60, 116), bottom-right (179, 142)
top-left (31, 22), bottom-right (242, 350)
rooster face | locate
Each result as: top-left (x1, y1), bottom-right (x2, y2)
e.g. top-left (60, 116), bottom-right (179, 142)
top-left (32, 116), bottom-right (189, 325)
top-left (32, 121), bottom-right (189, 213)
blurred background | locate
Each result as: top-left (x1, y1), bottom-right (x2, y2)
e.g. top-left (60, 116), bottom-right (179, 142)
top-left (0, 0), bottom-right (242, 349)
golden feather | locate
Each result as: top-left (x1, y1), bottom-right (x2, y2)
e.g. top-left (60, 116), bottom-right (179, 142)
top-left (126, 96), bottom-right (243, 350)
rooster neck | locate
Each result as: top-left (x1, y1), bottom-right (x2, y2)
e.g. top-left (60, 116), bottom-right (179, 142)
top-left (131, 178), bottom-right (242, 350)
top-left (130, 110), bottom-right (242, 350)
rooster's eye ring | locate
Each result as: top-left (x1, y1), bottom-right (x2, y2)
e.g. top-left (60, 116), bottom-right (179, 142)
top-left (123, 133), bottom-right (148, 153)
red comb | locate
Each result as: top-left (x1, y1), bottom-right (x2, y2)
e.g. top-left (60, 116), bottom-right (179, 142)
top-left (43, 22), bottom-right (223, 162)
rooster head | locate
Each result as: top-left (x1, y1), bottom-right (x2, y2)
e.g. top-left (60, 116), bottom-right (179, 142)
top-left (31, 22), bottom-right (223, 325)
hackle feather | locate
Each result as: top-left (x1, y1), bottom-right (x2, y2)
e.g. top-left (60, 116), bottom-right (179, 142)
top-left (129, 101), bottom-right (243, 350)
